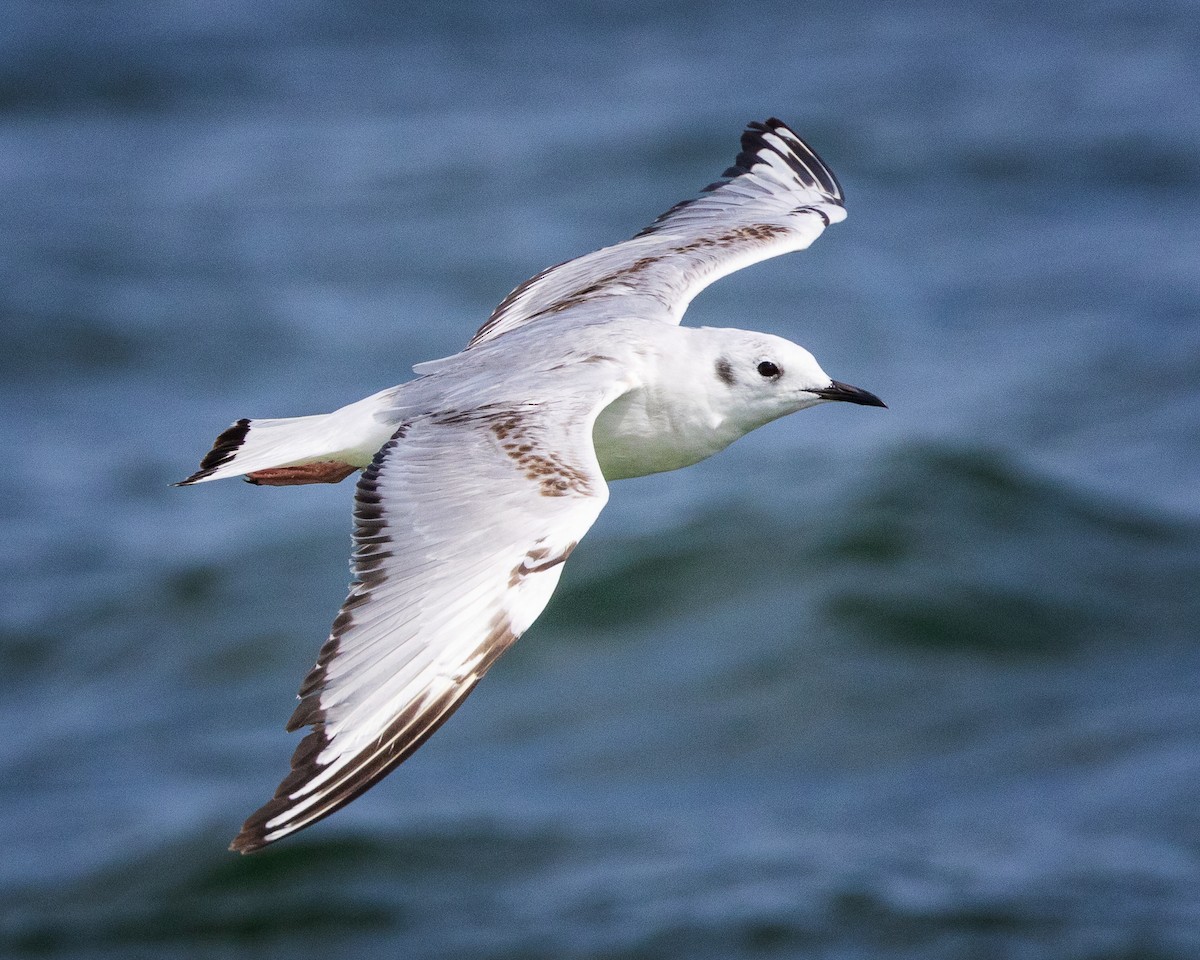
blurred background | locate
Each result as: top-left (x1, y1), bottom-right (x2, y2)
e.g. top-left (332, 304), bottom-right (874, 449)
top-left (2, 0), bottom-right (1198, 957)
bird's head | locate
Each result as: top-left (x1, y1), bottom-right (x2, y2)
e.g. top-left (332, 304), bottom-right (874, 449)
top-left (704, 328), bottom-right (886, 431)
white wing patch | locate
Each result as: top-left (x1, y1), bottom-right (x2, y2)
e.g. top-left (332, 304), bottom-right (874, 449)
top-left (467, 118), bottom-right (846, 349)
top-left (230, 385), bottom-right (625, 853)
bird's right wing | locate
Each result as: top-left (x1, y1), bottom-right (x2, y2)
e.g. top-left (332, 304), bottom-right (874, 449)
top-left (467, 118), bottom-right (845, 349)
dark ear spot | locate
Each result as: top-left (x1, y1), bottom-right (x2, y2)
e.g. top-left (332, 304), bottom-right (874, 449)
top-left (715, 357), bottom-right (735, 385)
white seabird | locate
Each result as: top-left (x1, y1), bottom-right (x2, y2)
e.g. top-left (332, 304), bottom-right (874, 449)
top-left (179, 118), bottom-right (886, 854)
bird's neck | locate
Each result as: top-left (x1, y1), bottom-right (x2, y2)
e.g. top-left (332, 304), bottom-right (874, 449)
top-left (591, 336), bottom-right (747, 481)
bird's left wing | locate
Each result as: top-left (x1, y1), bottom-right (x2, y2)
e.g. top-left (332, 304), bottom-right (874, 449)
top-left (467, 118), bottom-right (845, 349)
top-left (230, 377), bottom-right (626, 853)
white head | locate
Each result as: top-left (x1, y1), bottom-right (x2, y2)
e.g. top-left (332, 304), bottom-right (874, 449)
top-left (703, 328), bottom-right (886, 431)
top-left (591, 325), bottom-right (885, 481)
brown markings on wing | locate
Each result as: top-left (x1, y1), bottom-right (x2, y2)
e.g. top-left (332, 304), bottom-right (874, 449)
top-left (670, 221), bottom-right (788, 255)
top-left (472, 254), bottom-right (663, 343)
top-left (508, 541), bottom-right (578, 587)
top-left (487, 414), bottom-right (594, 497)
top-left (469, 223), bottom-right (788, 345)
top-left (431, 406), bottom-right (595, 497)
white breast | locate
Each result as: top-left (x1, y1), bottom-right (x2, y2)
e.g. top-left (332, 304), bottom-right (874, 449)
top-left (591, 375), bottom-right (744, 481)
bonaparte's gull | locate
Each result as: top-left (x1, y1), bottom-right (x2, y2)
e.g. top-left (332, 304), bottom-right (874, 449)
top-left (179, 118), bottom-right (886, 853)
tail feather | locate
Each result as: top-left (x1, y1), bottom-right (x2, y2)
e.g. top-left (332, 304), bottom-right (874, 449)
top-left (177, 419), bottom-right (253, 484)
top-left (177, 403), bottom-right (396, 486)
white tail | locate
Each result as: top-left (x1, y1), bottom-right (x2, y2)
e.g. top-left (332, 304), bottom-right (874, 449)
top-left (177, 391), bottom-right (402, 486)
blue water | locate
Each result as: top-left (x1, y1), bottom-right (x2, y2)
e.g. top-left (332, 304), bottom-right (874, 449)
top-left (2, 0), bottom-right (1199, 957)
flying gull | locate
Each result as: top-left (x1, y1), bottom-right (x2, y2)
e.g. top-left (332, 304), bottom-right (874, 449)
top-left (178, 118), bottom-right (886, 854)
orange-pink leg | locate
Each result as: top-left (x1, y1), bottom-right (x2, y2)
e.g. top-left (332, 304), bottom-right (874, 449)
top-left (246, 461), bottom-right (358, 486)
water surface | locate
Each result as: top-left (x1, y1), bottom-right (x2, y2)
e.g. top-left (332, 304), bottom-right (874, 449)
top-left (2, 1), bottom-right (1198, 957)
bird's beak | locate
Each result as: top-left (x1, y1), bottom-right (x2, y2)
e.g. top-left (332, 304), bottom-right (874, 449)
top-left (809, 380), bottom-right (887, 408)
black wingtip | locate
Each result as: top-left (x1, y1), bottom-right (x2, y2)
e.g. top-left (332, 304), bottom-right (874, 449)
top-left (730, 118), bottom-right (844, 202)
top-left (635, 117), bottom-right (842, 238)
top-left (229, 722), bottom-right (334, 855)
top-left (229, 804), bottom-right (283, 854)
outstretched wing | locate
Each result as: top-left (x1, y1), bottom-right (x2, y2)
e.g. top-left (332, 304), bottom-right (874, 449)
top-left (230, 381), bottom-right (626, 853)
top-left (467, 118), bottom-right (845, 349)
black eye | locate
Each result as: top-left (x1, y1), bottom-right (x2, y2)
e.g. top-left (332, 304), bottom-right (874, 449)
top-left (757, 360), bottom-right (781, 379)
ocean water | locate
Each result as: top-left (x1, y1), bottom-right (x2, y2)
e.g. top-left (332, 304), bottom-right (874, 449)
top-left (2, 0), bottom-right (1198, 957)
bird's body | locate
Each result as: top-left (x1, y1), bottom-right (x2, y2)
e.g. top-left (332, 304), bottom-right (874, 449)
top-left (179, 119), bottom-right (885, 853)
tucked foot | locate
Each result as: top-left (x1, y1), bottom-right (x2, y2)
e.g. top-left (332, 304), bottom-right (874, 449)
top-left (246, 461), bottom-right (358, 486)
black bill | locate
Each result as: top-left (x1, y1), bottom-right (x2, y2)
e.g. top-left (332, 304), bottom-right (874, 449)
top-left (809, 380), bottom-right (887, 408)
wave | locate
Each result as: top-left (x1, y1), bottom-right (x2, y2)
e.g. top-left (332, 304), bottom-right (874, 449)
top-left (552, 441), bottom-right (1200, 655)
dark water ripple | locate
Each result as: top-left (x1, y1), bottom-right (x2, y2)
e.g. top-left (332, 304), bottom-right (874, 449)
top-left (557, 441), bottom-right (1200, 653)
top-left (818, 443), bottom-right (1199, 652)
top-left (6, 811), bottom-right (1199, 959)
